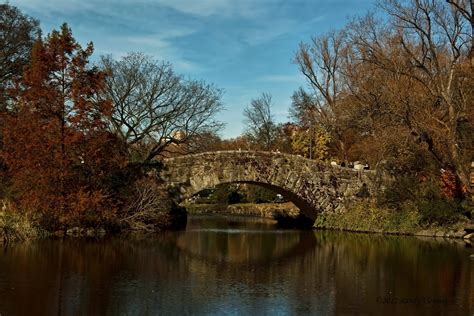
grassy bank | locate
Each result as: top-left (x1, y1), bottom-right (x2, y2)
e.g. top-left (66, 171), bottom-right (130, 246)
top-left (0, 210), bottom-right (47, 244)
top-left (186, 201), bottom-right (472, 238)
top-left (184, 202), bottom-right (299, 218)
top-left (3, 200), bottom-right (471, 243)
top-left (183, 203), bottom-right (226, 215)
top-left (314, 201), bottom-right (471, 238)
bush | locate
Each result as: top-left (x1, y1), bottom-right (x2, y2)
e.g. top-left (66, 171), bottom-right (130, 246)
top-left (417, 199), bottom-right (465, 225)
top-left (378, 175), bottom-right (468, 226)
top-left (241, 184), bottom-right (278, 203)
top-left (120, 178), bottom-right (184, 231)
top-left (0, 205), bottom-right (46, 243)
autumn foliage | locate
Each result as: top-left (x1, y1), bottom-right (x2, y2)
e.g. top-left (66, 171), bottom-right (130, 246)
top-left (2, 24), bottom-right (126, 229)
top-left (292, 0), bottom-right (473, 203)
top-left (0, 1), bottom-right (472, 233)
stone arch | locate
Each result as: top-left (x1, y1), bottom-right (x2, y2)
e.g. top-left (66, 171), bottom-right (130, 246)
top-left (186, 180), bottom-right (314, 218)
top-left (160, 151), bottom-right (376, 221)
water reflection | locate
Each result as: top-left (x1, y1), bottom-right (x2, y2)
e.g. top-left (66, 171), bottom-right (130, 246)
top-left (175, 215), bottom-right (315, 264)
top-left (0, 215), bottom-right (472, 315)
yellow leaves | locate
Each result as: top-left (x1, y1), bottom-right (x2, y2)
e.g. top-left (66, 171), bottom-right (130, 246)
top-left (290, 126), bottom-right (331, 161)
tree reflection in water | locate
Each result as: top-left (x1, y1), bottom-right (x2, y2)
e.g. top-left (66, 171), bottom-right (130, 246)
top-left (0, 215), bottom-right (472, 315)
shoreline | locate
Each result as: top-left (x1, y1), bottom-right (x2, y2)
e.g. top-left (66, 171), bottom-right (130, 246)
top-left (2, 202), bottom-right (473, 244)
top-left (313, 226), bottom-right (473, 240)
top-left (185, 202), bottom-right (474, 240)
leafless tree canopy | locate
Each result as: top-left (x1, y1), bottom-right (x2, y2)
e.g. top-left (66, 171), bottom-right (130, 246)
top-left (294, 30), bottom-right (354, 159)
top-left (289, 88), bottom-right (319, 127)
top-left (243, 92), bottom-right (279, 150)
top-left (295, 30), bottom-right (346, 111)
top-left (102, 53), bottom-right (224, 162)
top-left (445, 0), bottom-right (474, 58)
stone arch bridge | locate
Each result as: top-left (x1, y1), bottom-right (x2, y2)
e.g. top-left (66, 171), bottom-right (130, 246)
top-left (159, 151), bottom-right (379, 221)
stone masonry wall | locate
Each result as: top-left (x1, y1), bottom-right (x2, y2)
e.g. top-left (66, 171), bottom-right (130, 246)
top-left (159, 151), bottom-right (380, 220)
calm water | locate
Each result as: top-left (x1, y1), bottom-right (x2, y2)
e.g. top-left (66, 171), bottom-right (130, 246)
top-left (0, 215), bottom-right (473, 315)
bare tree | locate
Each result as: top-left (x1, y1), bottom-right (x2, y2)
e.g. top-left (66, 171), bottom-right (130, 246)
top-left (289, 87), bottom-right (319, 127)
top-left (294, 30), bottom-right (352, 160)
top-left (446, 0), bottom-right (473, 62)
top-left (243, 92), bottom-right (279, 150)
top-left (101, 53), bottom-right (224, 162)
top-left (295, 31), bottom-right (346, 114)
top-left (121, 178), bottom-right (175, 231)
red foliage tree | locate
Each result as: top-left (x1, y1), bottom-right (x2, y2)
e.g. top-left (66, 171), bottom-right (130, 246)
top-left (440, 168), bottom-right (464, 200)
top-left (2, 24), bottom-right (126, 229)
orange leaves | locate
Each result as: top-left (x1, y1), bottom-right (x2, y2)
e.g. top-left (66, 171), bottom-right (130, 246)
top-left (2, 24), bottom-right (124, 230)
top-left (67, 189), bottom-right (117, 227)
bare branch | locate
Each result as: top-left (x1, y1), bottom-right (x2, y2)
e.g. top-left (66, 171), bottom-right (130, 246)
top-left (102, 53), bottom-right (224, 162)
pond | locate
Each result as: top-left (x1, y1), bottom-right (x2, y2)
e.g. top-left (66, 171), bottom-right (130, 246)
top-left (1, 215), bottom-right (473, 315)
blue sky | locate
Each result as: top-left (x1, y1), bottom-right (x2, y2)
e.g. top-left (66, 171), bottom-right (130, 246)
top-left (9, 0), bottom-right (376, 138)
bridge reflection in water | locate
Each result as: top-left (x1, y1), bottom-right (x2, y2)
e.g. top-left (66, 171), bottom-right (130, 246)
top-left (0, 215), bottom-right (472, 315)
top-left (174, 216), bottom-right (316, 264)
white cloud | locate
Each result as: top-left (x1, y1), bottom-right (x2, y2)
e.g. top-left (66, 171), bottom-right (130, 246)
top-left (240, 13), bottom-right (325, 46)
top-left (155, 0), bottom-right (232, 17)
top-left (258, 74), bottom-right (303, 83)
top-left (11, 0), bottom-right (263, 19)
top-left (11, 0), bottom-right (93, 15)
top-left (126, 36), bottom-right (170, 49)
top-left (116, 33), bottom-right (205, 73)
top-left (153, 0), bottom-right (267, 18)
top-left (172, 60), bottom-right (205, 73)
